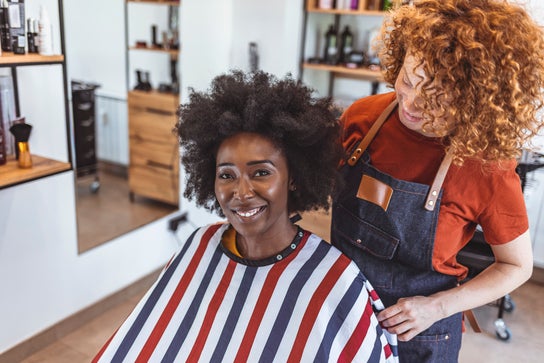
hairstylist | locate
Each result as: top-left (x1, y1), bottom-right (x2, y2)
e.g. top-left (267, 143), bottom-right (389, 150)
top-left (331, 0), bottom-right (544, 361)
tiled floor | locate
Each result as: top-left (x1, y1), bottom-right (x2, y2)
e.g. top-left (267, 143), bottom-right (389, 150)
top-left (19, 210), bottom-right (544, 362)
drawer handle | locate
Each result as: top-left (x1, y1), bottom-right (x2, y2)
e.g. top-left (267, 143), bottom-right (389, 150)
top-left (146, 160), bottom-right (173, 170)
top-left (145, 107), bottom-right (174, 116)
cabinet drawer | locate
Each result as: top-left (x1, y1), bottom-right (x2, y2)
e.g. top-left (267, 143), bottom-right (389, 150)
top-left (128, 90), bottom-right (179, 111)
top-left (130, 137), bottom-right (179, 172)
top-left (129, 164), bottom-right (179, 206)
top-left (129, 107), bottom-right (178, 145)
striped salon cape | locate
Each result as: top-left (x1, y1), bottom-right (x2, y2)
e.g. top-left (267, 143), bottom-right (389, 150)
top-left (93, 223), bottom-right (398, 363)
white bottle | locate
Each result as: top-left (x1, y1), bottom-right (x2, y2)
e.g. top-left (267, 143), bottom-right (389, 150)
top-left (319, 0), bottom-right (334, 9)
top-left (38, 5), bottom-right (53, 55)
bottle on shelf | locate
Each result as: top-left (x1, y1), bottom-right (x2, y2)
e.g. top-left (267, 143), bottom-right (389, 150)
top-left (323, 24), bottom-right (339, 65)
top-left (318, 0), bottom-right (334, 9)
top-left (0, 0), bottom-right (11, 52)
top-left (27, 18), bottom-right (38, 53)
top-left (339, 25), bottom-right (353, 64)
top-left (38, 5), bottom-right (54, 55)
top-left (382, 0), bottom-right (393, 11)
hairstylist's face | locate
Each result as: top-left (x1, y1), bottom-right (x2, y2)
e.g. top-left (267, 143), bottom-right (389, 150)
top-left (215, 132), bottom-right (293, 249)
top-left (395, 54), bottom-right (452, 137)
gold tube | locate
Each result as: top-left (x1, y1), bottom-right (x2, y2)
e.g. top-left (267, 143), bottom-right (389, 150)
top-left (17, 141), bottom-right (32, 168)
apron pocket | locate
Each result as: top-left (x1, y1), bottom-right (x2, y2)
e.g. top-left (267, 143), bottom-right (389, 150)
top-left (332, 203), bottom-right (398, 290)
top-left (333, 203), bottom-right (399, 260)
top-left (398, 313), bottom-right (462, 363)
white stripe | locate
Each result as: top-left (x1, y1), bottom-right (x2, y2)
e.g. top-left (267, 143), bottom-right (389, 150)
top-left (168, 248), bottom-right (231, 362)
top-left (274, 246), bottom-right (341, 359)
top-left (221, 263), bottom-right (273, 360)
top-left (198, 262), bottom-right (248, 362)
top-left (300, 265), bottom-right (363, 362)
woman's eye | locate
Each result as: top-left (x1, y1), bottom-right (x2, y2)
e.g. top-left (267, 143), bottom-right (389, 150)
top-left (254, 169), bottom-right (271, 177)
top-left (218, 172), bottom-right (233, 180)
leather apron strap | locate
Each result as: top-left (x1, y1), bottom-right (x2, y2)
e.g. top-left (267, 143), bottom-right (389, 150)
top-left (347, 99), bottom-right (398, 167)
top-left (346, 98), bottom-right (453, 212)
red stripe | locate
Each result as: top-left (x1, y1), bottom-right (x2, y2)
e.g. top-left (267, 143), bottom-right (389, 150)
top-left (287, 255), bottom-right (352, 362)
top-left (186, 259), bottom-right (237, 362)
top-left (338, 299), bottom-right (374, 363)
top-left (135, 224), bottom-right (222, 362)
top-left (233, 231), bottom-right (310, 362)
top-left (369, 288), bottom-right (380, 301)
top-left (384, 340), bottom-right (392, 357)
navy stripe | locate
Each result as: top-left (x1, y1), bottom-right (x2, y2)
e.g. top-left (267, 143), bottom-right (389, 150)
top-left (161, 244), bottom-right (225, 363)
top-left (314, 277), bottom-right (364, 361)
top-left (368, 323), bottom-right (386, 362)
top-left (257, 242), bottom-right (331, 363)
top-left (210, 266), bottom-right (257, 362)
top-left (111, 228), bottom-right (199, 362)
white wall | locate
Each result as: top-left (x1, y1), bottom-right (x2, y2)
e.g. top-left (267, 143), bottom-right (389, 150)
top-left (1, 0), bottom-right (308, 349)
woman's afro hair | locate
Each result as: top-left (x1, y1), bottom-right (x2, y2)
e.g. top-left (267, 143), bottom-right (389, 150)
top-left (175, 70), bottom-right (343, 216)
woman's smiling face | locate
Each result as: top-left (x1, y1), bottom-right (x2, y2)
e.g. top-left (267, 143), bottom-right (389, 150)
top-left (395, 54), bottom-right (454, 137)
top-left (215, 132), bottom-right (294, 252)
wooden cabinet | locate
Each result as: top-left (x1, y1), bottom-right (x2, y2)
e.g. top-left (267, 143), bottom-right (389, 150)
top-left (126, 0), bottom-right (180, 206)
top-left (300, 0), bottom-right (386, 97)
top-left (127, 90), bottom-right (179, 205)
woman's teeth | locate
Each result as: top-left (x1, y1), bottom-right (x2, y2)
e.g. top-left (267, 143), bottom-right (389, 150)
top-left (237, 207), bottom-right (260, 217)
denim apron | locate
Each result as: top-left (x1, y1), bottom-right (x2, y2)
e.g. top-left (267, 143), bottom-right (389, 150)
top-left (331, 100), bottom-right (462, 362)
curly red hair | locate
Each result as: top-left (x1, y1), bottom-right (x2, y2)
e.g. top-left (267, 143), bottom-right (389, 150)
top-left (378, 0), bottom-right (544, 163)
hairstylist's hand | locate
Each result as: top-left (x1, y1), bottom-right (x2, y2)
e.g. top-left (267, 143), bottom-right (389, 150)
top-left (377, 295), bottom-right (446, 341)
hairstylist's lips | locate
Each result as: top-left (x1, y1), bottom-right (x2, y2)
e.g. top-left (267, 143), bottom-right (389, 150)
top-left (401, 107), bottom-right (423, 124)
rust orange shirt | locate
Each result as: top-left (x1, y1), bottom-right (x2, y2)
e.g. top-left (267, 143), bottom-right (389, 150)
top-left (340, 92), bottom-right (529, 279)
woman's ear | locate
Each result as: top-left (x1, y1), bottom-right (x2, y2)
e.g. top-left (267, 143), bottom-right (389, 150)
top-left (289, 178), bottom-right (297, 191)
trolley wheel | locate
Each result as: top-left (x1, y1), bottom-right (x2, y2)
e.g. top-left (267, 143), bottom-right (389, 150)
top-left (503, 295), bottom-right (515, 313)
top-left (90, 180), bottom-right (100, 193)
top-left (494, 318), bottom-right (512, 341)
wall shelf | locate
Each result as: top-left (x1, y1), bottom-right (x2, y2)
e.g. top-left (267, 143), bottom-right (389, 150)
top-left (303, 62), bottom-right (383, 82)
top-left (0, 53), bottom-right (64, 66)
top-left (0, 155), bottom-right (71, 189)
top-left (129, 46), bottom-right (179, 58)
top-left (127, 0), bottom-right (180, 5)
top-left (307, 9), bottom-right (384, 16)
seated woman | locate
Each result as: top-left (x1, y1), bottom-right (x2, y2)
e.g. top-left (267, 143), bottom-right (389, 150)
top-left (93, 71), bottom-right (398, 363)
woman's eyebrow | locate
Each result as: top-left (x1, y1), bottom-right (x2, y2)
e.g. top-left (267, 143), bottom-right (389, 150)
top-left (217, 159), bottom-right (275, 167)
top-left (247, 159), bottom-right (275, 166)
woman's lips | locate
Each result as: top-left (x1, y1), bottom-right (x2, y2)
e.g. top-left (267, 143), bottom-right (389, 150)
top-left (233, 206), bottom-right (266, 219)
top-left (402, 107), bottom-right (423, 123)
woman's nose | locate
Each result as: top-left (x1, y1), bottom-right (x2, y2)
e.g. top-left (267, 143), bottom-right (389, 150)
top-left (234, 177), bottom-right (254, 200)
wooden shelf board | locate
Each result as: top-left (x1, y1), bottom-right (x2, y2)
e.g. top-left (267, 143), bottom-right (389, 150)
top-left (307, 9), bottom-right (384, 16)
top-left (128, 89), bottom-right (179, 101)
top-left (127, 0), bottom-right (180, 5)
top-left (129, 46), bottom-right (178, 57)
top-left (0, 53), bottom-right (64, 65)
top-left (0, 155), bottom-right (71, 189)
top-left (303, 63), bottom-right (384, 82)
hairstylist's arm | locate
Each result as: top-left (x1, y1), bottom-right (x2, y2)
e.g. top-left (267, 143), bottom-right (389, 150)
top-left (377, 230), bottom-right (533, 341)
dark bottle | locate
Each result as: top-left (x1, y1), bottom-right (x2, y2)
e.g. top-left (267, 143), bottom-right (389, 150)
top-left (323, 25), bottom-right (338, 65)
top-left (0, 123), bottom-right (6, 165)
top-left (339, 25), bottom-right (354, 64)
top-left (0, 1), bottom-right (11, 52)
top-left (27, 18), bottom-right (38, 53)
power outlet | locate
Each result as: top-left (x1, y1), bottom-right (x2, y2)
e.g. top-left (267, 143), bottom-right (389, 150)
top-left (168, 212), bottom-right (188, 232)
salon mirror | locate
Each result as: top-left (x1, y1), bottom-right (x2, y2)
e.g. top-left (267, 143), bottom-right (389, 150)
top-left (63, 0), bottom-right (179, 253)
